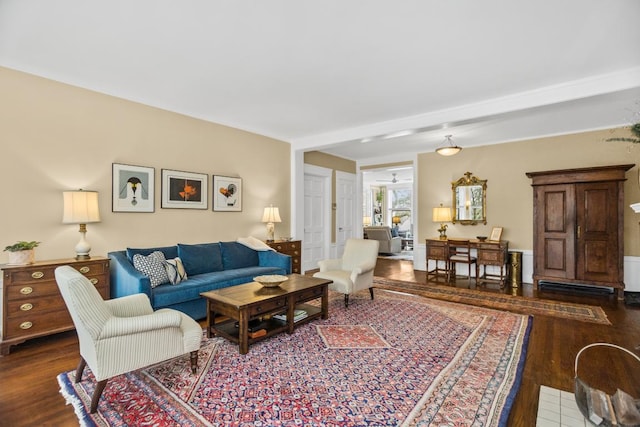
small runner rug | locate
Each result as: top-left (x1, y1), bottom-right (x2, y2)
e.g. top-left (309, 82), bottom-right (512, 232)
top-left (58, 290), bottom-right (530, 427)
top-left (373, 277), bottom-right (611, 325)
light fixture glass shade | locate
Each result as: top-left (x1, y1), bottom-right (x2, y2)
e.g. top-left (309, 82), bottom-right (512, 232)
top-left (63, 190), bottom-right (101, 224)
top-left (63, 190), bottom-right (100, 259)
top-left (435, 135), bottom-right (462, 156)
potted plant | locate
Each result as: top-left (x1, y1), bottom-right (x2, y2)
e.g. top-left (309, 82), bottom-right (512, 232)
top-left (4, 241), bottom-right (41, 265)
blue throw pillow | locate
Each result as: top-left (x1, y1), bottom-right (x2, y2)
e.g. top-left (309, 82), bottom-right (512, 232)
top-left (220, 241), bottom-right (259, 270)
top-left (177, 243), bottom-right (223, 275)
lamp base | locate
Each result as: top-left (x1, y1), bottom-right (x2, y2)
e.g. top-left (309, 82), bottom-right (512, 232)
top-left (75, 254), bottom-right (91, 260)
top-left (437, 224), bottom-right (448, 240)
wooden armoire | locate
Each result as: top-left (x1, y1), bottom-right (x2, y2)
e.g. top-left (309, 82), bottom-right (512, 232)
top-left (526, 164), bottom-right (634, 299)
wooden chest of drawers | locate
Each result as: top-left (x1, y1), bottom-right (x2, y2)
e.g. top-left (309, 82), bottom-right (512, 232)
top-left (266, 240), bottom-right (302, 274)
top-left (0, 257), bottom-right (109, 355)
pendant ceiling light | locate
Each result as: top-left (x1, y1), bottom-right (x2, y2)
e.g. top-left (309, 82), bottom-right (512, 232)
top-left (435, 135), bottom-right (462, 156)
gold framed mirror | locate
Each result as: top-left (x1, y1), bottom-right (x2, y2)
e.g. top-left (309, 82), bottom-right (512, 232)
top-left (451, 172), bottom-right (487, 225)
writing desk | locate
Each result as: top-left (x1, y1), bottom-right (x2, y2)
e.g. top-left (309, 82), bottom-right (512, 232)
top-left (425, 238), bottom-right (509, 287)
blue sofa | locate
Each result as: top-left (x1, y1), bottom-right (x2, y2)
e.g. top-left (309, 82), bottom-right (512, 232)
top-left (108, 241), bottom-right (291, 320)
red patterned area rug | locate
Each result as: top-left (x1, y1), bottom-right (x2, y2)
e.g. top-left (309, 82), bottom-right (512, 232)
top-left (374, 277), bottom-right (611, 325)
top-left (58, 290), bottom-right (530, 426)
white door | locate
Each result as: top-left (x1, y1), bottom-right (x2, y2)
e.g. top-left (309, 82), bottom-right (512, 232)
top-left (335, 171), bottom-right (357, 257)
top-left (303, 165), bottom-right (331, 272)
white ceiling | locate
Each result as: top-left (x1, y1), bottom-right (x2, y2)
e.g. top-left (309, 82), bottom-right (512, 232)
top-left (1, 0), bottom-right (639, 166)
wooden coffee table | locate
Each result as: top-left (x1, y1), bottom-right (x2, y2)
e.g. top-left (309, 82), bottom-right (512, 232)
top-left (200, 274), bottom-right (331, 354)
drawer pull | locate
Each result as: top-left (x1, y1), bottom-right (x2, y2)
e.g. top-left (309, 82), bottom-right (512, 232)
top-left (20, 303), bottom-right (33, 311)
top-left (79, 266), bottom-right (90, 274)
top-left (20, 287), bottom-right (33, 295)
top-left (31, 271), bottom-right (44, 279)
top-left (20, 321), bottom-right (33, 330)
top-left (90, 278), bottom-right (98, 285)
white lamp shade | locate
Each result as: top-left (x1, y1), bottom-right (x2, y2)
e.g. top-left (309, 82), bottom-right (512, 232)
top-left (261, 206), bottom-right (282, 223)
top-left (63, 190), bottom-right (101, 224)
top-left (432, 206), bottom-right (452, 222)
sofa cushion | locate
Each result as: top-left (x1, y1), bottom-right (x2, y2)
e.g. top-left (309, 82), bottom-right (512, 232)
top-left (177, 243), bottom-right (223, 275)
top-left (220, 241), bottom-right (259, 270)
top-left (132, 251), bottom-right (170, 288)
top-left (126, 245), bottom-right (178, 263)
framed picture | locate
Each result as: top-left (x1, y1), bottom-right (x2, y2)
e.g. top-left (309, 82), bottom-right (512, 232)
top-left (213, 175), bottom-right (242, 211)
top-left (161, 169), bottom-right (208, 209)
top-left (112, 163), bottom-right (155, 212)
top-left (489, 227), bottom-right (503, 241)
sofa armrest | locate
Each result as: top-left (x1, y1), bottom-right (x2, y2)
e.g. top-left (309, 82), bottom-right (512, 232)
top-left (258, 250), bottom-right (292, 274)
top-left (108, 251), bottom-right (152, 299)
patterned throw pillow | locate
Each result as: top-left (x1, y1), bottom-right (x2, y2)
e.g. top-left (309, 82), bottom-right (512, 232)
top-left (132, 251), bottom-right (170, 288)
top-left (164, 257), bottom-right (188, 285)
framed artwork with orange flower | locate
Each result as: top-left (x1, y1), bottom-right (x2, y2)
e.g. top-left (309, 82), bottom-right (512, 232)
top-left (213, 175), bottom-right (242, 211)
top-left (161, 169), bottom-right (208, 209)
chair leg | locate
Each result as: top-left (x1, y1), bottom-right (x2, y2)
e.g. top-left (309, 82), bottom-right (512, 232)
top-left (190, 350), bottom-right (198, 374)
top-left (90, 379), bottom-right (108, 413)
top-left (75, 357), bottom-right (87, 383)
top-left (344, 294), bottom-right (349, 308)
top-left (369, 287), bottom-right (374, 300)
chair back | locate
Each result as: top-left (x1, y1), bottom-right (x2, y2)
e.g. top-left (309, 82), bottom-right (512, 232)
top-left (363, 226), bottom-right (392, 241)
top-left (342, 238), bottom-right (379, 270)
top-left (448, 239), bottom-right (474, 262)
top-left (55, 265), bottom-right (112, 341)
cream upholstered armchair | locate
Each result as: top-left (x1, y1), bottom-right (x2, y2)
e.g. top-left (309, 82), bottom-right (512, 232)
top-left (363, 226), bottom-right (402, 254)
top-left (313, 238), bottom-right (379, 307)
top-left (55, 265), bottom-right (202, 413)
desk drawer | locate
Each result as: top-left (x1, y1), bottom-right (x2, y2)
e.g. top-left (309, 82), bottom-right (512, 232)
top-left (295, 286), bottom-right (324, 303)
top-left (249, 298), bottom-right (287, 316)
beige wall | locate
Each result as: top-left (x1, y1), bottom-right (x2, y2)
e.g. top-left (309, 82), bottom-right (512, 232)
top-left (418, 128), bottom-right (640, 254)
top-left (0, 67), bottom-right (291, 263)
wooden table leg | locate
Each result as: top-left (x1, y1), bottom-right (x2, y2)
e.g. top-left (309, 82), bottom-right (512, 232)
top-left (321, 284), bottom-right (329, 319)
top-left (238, 309), bottom-right (249, 355)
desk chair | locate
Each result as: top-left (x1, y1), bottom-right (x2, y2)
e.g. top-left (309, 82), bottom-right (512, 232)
top-left (447, 239), bottom-right (477, 286)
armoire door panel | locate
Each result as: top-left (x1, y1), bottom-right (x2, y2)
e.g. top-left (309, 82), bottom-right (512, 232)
top-left (534, 184), bottom-right (575, 279)
top-left (543, 238), bottom-right (567, 273)
top-left (576, 182), bottom-right (618, 282)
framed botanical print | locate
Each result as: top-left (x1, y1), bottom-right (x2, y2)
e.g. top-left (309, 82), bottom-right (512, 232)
top-left (213, 175), bottom-right (242, 211)
top-left (112, 163), bottom-right (155, 212)
top-left (161, 169), bottom-right (208, 209)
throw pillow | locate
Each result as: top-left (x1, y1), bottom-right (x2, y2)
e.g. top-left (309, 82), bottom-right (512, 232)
top-left (132, 251), bottom-right (170, 288)
top-left (164, 257), bottom-right (188, 285)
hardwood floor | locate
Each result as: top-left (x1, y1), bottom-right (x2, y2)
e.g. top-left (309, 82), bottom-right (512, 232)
top-left (1, 258), bottom-right (638, 426)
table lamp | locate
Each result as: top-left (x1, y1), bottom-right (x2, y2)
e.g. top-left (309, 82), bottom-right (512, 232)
top-left (63, 190), bottom-right (101, 259)
top-left (432, 204), bottom-right (452, 240)
top-left (392, 216), bottom-right (401, 228)
top-left (262, 204), bottom-right (281, 242)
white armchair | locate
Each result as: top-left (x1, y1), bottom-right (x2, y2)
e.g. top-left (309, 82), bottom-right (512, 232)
top-left (313, 238), bottom-right (379, 307)
top-left (54, 265), bottom-right (202, 413)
